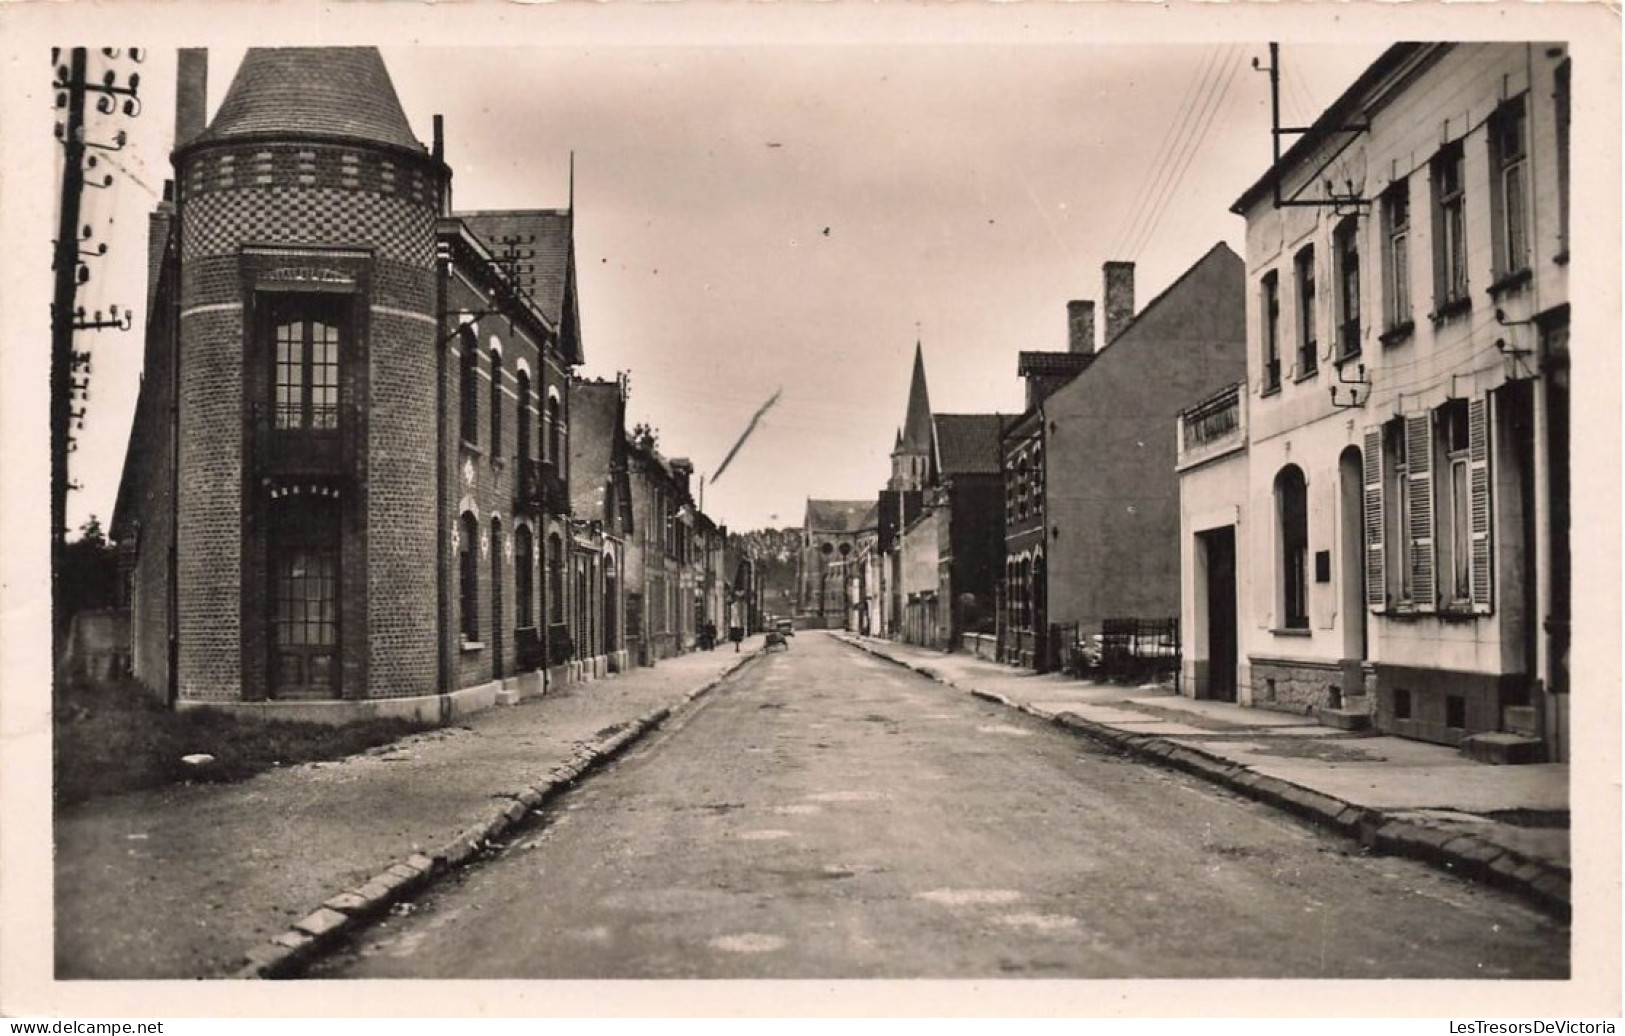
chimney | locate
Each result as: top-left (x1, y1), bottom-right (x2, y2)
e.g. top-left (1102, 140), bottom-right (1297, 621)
top-left (175, 49), bottom-right (208, 147)
top-left (1103, 261), bottom-right (1136, 347)
top-left (1067, 300), bottom-right (1095, 355)
top-left (145, 193), bottom-right (174, 313)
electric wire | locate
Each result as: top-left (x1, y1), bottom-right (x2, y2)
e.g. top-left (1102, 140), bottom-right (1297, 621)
top-left (1107, 45), bottom-right (1226, 261)
top-left (1125, 45), bottom-right (1247, 261)
top-left (1113, 45), bottom-right (1231, 262)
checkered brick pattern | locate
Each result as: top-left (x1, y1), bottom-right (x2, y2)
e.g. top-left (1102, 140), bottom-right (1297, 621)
top-left (185, 144), bottom-right (434, 208)
top-left (182, 185), bottom-right (436, 268)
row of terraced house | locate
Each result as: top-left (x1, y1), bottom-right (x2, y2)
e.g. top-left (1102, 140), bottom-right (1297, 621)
top-left (111, 47), bottom-right (766, 723)
top-left (809, 43), bottom-right (1572, 763)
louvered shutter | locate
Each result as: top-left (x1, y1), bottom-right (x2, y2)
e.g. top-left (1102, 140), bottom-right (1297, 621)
top-left (1469, 397), bottom-right (1494, 613)
top-left (1405, 413), bottom-right (1437, 611)
top-left (1362, 427), bottom-right (1386, 611)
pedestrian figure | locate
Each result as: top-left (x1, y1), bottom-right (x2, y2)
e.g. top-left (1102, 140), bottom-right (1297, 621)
top-left (729, 625), bottom-right (744, 652)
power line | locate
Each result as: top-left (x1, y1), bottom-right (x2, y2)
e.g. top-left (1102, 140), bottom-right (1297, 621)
top-left (1107, 45), bottom-right (1224, 260)
top-left (1120, 44), bottom-right (1241, 262)
top-left (1126, 45), bottom-right (1246, 261)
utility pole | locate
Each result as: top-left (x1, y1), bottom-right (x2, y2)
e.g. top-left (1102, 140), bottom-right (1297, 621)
top-left (50, 47), bottom-right (142, 660)
top-left (50, 47), bottom-right (89, 654)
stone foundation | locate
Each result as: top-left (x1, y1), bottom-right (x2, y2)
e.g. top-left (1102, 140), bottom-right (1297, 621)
top-left (1245, 656), bottom-right (1348, 716)
top-left (1372, 664), bottom-right (1528, 748)
top-left (175, 678), bottom-right (498, 727)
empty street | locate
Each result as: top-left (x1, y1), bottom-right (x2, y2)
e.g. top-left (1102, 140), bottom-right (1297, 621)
top-left (315, 633), bottom-right (1567, 980)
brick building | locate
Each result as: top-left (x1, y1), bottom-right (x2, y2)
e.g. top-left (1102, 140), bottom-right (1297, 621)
top-left (623, 431), bottom-right (702, 664)
top-left (569, 377), bottom-right (634, 674)
top-left (1002, 245), bottom-right (1248, 669)
top-left (1193, 43), bottom-right (1572, 761)
top-left (999, 302), bottom-right (1097, 668)
top-left (112, 47), bottom-right (589, 719)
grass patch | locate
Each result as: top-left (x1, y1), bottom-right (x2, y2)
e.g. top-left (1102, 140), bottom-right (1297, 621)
top-left (54, 677), bottom-right (430, 808)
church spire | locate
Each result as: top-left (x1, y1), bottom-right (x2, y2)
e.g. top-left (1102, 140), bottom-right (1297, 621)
top-left (900, 339), bottom-right (933, 453)
top-left (889, 338), bottom-right (934, 492)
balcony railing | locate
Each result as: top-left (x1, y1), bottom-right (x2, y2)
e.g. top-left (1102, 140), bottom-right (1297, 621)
top-left (1176, 381), bottom-right (1246, 471)
top-left (516, 457), bottom-right (570, 516)
top-left (250, 402), bottom-right (352, 478)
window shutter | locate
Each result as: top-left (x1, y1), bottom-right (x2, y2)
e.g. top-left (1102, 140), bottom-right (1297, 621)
top-left (1362, 427), bottom-right (1386, 611)
top-left (1469, 397), bottom-right (1494, 613)
top-left (1405, 413), bottom-right (1437, 611)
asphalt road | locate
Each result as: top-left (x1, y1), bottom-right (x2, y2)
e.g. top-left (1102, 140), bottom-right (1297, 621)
top-left (315, 631), bottom-right (1568, 979)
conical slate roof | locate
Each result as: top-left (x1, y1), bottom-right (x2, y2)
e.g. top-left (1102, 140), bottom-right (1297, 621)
top-left (194, 47), bottom-right (425, 153)
top-left (900, 341), bottom-right (933, 453)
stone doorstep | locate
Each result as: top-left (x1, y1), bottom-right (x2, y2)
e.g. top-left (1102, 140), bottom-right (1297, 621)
top-left (1316, 706), bottom-right (1373, 732)
top-left (1460, 732), bottom-right (1546, 766)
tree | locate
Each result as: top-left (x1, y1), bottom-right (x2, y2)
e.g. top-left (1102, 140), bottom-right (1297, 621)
top-left (57, 514), bottom-right (118, 631)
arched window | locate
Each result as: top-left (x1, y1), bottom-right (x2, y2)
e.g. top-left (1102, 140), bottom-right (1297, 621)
top-left (459, 329), bottom-right (478, 445)
top-left (459, 511), bottom-right (479, 641)
top-left (547, 532), bottom-right (565, 625)
top-left (515, 526), bottom-right (534, 629)
top-left (1276, 465), bottom-right (1309, 630)
top-left (546, 392), bottom-right (563, 465)
top-left (489, 347), bottom-right (503, 459)
top-left (516, 369), bottom-right (532, 462)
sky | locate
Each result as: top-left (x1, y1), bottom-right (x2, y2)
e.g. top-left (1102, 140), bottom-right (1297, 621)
top-left (50, 34), bottom-right (1387, 537)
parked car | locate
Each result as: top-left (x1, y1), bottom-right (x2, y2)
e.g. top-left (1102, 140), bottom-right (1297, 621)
top-left (774, 619), bottom-right (795, 637)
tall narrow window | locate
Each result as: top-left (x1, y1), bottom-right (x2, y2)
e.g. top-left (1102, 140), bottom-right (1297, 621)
top-left (1261, 271), bottom-right (1281, 392)
top-left (459, 329), bottom-right (479, 446)
top-left (1490, 96), bottom-right (1531, 281)
top-left (547, 532), bottom-right (565, 625)
top-left (516, 369), bottom-right (532, 463)
top-left (1335, 218), bottom-right (1361, 360)
top-left (489, 348), bottom-right (503, 459)
top-left (1276, 465), bottom-right (1309, 630)
top-left (459, 512), bottom-right (479, 641)
top-left (1381, 181), bottom-right (1412, 333)
top-left (1555, 61), bottom-right (1570, 261)
top-left (546, 393), bottom-right (563, 465)
top-left (272, 303), bottom-right (341, 431)
top-left (1438, 401), bottom-right (1472, 605)
top-left (490, 517), bottom-right (504, 678)
top-left (1432, 143), bottom-right (1469, 313)
top-left (1294, 247), bottom-right (1317, 378)
top-left (1384, 420), bottom-right (1412, 603)
top-left (515, 525), bottom-right (534, 628)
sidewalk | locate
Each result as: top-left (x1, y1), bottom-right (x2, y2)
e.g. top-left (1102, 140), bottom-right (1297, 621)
top-left (836, 633), bottom-right (1571, 918)
top-left (54, 639), bottom-right (768, 980)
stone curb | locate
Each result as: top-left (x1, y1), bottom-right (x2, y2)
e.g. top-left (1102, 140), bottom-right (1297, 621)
top-left (231, 647), bottom-right (766, 979)
top-left (834, 634), bottom-right (1570, 921)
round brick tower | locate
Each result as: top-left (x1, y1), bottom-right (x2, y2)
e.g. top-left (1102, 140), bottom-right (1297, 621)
top-left (172, 48), bottom-right (446, 708)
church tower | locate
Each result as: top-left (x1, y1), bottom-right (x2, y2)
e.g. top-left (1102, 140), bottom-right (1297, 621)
top-left (888, 340), bottom-right (933, 492)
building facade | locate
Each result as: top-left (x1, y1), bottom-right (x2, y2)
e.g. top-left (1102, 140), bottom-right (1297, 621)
top-left (999, 301), bottom-right (1097, 668)
top-left (1204, 43), bottom-right (1570, 761)
top-left (798, 499), bottom-right (879, 627)
top-left (112, 48), bottom-right (591, 720)
top-left (569, 377), bottom-right (634, 674)
top-left (1003, 247), bottom-right (1247, 670)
